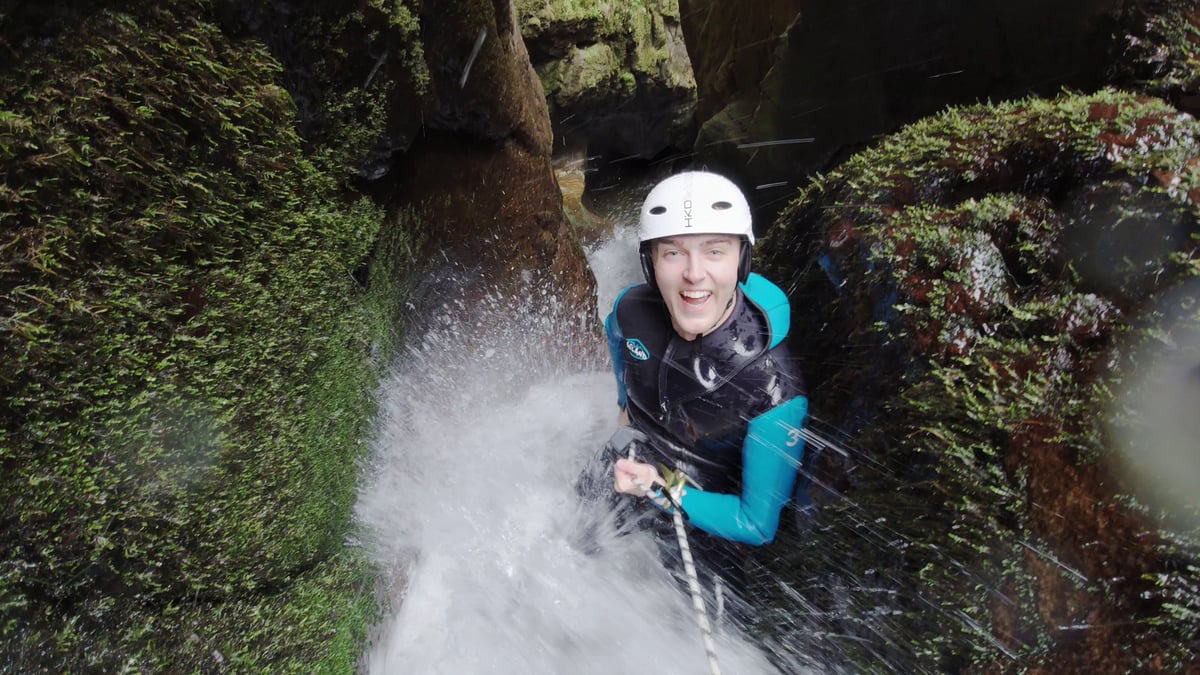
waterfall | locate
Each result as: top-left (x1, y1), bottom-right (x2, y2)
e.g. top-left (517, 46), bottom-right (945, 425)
top-left (355, 224), bottom-right (800, 673)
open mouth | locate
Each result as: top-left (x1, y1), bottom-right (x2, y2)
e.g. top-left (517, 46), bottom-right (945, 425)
top-left (679, 290), bottom-right (712, 308)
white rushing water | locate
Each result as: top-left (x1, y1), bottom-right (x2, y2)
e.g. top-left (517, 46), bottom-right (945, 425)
top-left (355, 226), bottom-right (791, 674)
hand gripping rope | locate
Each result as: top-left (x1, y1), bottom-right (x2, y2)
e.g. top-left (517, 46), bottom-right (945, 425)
top-left (625, 444), bottom-right (723, 675)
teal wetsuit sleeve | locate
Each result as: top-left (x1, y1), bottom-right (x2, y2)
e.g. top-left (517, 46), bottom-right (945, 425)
top-left (605, 308), bottom-right (627, 408)
top-left (676, 396), bottom-right (808, 545)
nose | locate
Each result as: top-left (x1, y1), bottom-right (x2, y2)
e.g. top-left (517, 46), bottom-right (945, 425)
top-left (683, 253), bottom-right (705, 282)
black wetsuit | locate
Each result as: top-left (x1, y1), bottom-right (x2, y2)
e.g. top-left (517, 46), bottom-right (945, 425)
top-left (584, 273), bottom-right (809, 605)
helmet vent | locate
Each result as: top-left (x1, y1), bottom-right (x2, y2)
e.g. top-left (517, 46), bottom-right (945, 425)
top-left (712, 201), bottom-right (732, 211)
top-left (649, 206), bottom-right (667, 215)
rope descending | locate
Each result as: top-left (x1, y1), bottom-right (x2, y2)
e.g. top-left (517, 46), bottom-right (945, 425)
top-left (626, 447), bottom-right (722, 675)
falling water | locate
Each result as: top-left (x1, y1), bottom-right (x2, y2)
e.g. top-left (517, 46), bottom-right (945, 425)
top-left (355, 223), bottom-right (804, 673)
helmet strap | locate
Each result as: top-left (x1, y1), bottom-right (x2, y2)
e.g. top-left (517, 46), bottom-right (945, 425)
top-left (639, 241), bottom-right (658, 291)
top-left (737, 237), bottom-right (752, 283)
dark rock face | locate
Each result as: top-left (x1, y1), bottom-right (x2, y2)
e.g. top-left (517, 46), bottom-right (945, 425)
top-left (677, 0), bottom-right (803, 125)
top-left (210, 0), bottom-right (432, 182)
top-left (678, 1), bottom-right (1200, 224)
top-left (757, 90), bottom-right (1200, 671)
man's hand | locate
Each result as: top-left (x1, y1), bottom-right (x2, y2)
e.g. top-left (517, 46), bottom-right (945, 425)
top-left (613, 458), bottom-right (664, 495)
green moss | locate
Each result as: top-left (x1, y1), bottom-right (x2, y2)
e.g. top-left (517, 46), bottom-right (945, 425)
top-left (758, 89), bottom-right (1200, 669)
top-left (618, 70), bottom-right (637, 96)
top-left (6, 545), bottom-right (380, 673)
top-left (211, 0), bottom-right (429, 185)
top-left (1, 4), bottom-right (421, 670)
top-left (521, 0), bottom-right (629, 35)
top-left (1110, 0), bottom-right (1200, 97)
top-left (627, 5), bottom-right (674, 76)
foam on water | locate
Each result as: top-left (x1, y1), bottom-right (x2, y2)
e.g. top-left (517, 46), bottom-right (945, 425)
top-left (356, 229), bottom-right (786, 673)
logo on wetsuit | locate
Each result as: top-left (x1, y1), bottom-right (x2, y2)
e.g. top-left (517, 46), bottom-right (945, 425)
top-left (625, 338), bottom-right (650, 361)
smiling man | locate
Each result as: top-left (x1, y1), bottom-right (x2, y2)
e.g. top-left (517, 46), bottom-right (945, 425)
top-left (648, 234), bottom-right (742, 340)
top-left (596, 170), bottom-right (810, 617)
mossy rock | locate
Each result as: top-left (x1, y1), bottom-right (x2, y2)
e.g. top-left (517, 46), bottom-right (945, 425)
top-left (1108, 1), bottom-right (1200, 116)
top-left (1, 4), bottom-right (418, 670)
top-left (756, 89), bottom-right (1200, 670)
top-left (520, 0), bottom-right (696, 158)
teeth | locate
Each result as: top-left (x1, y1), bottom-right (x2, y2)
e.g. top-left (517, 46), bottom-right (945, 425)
top-left (681, 291), bottom-right (710, 299)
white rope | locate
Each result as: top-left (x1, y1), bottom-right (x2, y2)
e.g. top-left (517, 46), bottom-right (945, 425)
top-left (627, 449), bottom-right (722, 675)
top-left (668, 485), bottom-right (722, 675)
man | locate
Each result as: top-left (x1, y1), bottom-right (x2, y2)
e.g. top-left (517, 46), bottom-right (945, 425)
top-left (594, 170), bottom-right (809, 613)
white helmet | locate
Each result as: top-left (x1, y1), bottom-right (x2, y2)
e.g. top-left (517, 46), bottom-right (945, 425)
top-left (637, 171), bottom-right (754, 287)
top-left (638, 171), bottom-right (754, 244)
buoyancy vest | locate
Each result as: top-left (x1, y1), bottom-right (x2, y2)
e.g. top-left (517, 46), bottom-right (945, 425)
top-left (607, 273), bottom-right (806, 495)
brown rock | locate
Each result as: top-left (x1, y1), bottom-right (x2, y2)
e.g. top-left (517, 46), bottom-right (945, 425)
top-left (387, 0), bottom-right (602, 365)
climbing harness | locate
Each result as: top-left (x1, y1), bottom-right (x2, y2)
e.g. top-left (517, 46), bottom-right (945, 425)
top-left (624, 442), bottom-right (723, 675)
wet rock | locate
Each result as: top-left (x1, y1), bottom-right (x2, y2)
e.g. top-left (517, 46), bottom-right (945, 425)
top-left (366, 0), bottom-right (602, 363)
top-left (1061, 179), bottom-right (1197, 302)
top-left (677, 0), bottom-right (803, 125)
top-left (757, 90), bottom-right (1200, 671)
top-left (218, 0), bottom-right (601, 350)
top-left (517, 0), bottom-right (697, 160)
top-left (1107, 2), bottom-right (1200, 117)
top-left (555, 150), bottom-right (610, 244)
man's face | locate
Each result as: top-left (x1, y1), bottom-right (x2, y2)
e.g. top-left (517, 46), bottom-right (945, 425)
top-left (651, 234), bottom-right (742, 341)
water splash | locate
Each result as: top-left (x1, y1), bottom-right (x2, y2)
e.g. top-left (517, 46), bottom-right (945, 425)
top-left (355, 236), bottom-right (791, 673)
